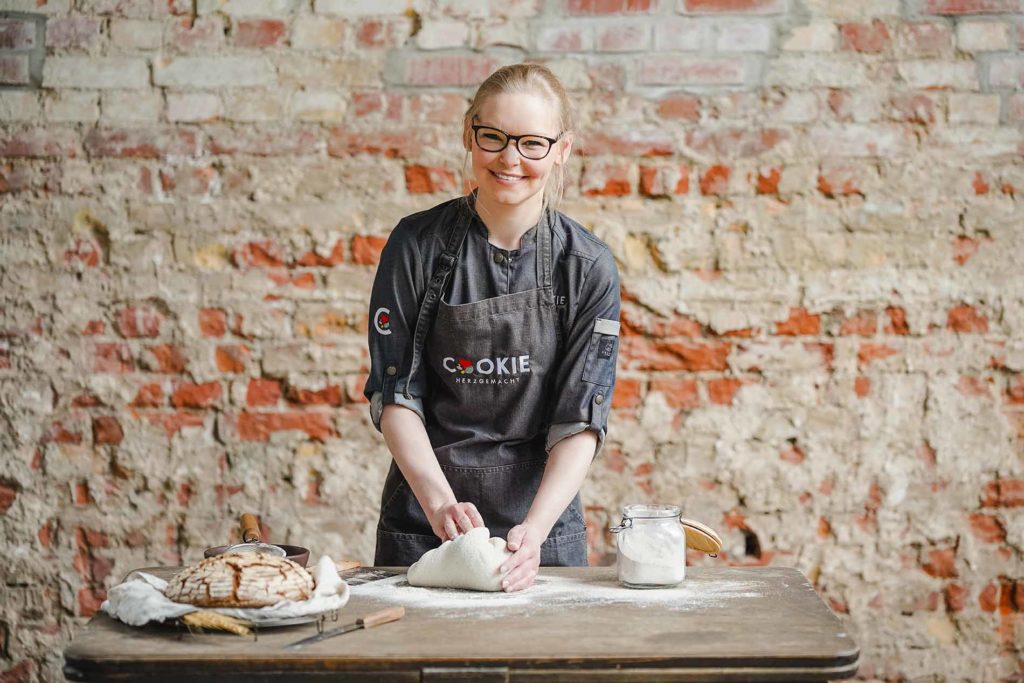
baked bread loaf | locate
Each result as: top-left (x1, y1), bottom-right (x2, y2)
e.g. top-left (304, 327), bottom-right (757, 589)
top-left (164, 552), bottom-right (314, 608)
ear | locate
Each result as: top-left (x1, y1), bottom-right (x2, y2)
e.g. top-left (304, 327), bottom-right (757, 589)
top-left (555, 131), bottom-right (574, 166)
top-left (462, 123), bottom-right (472, 152)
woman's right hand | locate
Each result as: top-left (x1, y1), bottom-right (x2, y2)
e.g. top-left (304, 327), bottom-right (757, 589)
top-left (428, 501), bottom-right (485, 541)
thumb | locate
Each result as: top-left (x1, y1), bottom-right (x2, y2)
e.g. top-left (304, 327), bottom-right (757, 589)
top-left (506, 525), bottom-right (524, 551)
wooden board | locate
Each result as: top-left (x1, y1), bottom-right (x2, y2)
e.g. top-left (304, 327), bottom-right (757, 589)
top-left (63, 566), bottom-right (858, 682)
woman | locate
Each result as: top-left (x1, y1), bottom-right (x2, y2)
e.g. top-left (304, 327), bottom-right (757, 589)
top-left (364, 63), bottom-right (620, 592)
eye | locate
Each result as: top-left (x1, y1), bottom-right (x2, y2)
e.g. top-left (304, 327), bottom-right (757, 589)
top-left (521, 139), bottom-right (545, 148)
top-left (481, 132), bottom-right (504, 142)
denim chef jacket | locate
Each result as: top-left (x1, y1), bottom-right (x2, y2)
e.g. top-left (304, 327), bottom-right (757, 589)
top-left (364, 194), bottom-right (621, 457)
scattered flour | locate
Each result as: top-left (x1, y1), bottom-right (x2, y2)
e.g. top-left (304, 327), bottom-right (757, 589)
top-left (349, 573), bottom-right (766, 618)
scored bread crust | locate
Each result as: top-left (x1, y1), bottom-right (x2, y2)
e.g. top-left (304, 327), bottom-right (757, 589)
top-left (164, 552), bottom-right (314, 608)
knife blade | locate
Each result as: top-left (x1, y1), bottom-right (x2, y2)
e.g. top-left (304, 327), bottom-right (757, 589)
top-left (284, 606), bottom-right (405, 650)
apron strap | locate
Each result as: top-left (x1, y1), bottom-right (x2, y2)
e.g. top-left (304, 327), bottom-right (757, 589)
top-left (402, 202), bottom-right (472, 400)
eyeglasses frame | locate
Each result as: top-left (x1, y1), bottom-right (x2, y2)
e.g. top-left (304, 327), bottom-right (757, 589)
top-left (470, 124), bottom-right (563, 161)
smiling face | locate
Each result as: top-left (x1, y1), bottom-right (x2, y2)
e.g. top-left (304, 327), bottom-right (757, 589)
top-left (465, 91), bottom-right (572, 212)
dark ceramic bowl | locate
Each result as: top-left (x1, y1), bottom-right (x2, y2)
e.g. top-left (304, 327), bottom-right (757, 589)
top-left (204, 544), bottom-right (310, 567)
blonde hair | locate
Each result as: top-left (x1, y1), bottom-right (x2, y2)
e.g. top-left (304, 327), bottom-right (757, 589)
top-left (461, 63), bottom-right (576, 214)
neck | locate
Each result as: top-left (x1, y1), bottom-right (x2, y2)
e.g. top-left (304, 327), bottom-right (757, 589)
top-left (473, 191), bottom-right (545, 251)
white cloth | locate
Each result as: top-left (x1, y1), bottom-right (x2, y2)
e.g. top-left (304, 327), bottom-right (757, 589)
top-left (100, 555), bottom-right (350, 626)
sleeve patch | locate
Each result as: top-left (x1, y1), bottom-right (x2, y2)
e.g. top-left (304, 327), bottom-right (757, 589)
top-left (593, 318), bottom-right (619, 336)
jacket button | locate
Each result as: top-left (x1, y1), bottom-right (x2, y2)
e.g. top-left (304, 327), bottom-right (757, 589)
top-left (595, 394), bottom-right (604, 405)
top-left (493, 251), bottom-right (505, 264)
top-left (386, 366), bottom-right (397, 376)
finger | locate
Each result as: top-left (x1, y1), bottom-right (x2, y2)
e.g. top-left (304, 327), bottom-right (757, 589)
top-left (457, 513), bottom-right (473, 534)
top-left (444, 519), bottom-right (459, 539)
top-left (467, 506), bottom-right (485, 528)
top-left (503, 565), bottom-right (537, 593)
top-left (506, 526), bottom-right (524, 551)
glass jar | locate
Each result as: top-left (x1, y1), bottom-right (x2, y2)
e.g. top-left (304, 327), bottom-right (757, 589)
top-left (610, 504), bottom-right (686, 588)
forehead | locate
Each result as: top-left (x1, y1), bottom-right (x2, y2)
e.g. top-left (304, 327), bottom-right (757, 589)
top-left (476, 91), bottom-right (560, 136)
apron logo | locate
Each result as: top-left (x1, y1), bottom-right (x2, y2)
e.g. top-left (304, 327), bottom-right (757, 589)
top-left (374, 307), bottom-right (392, 335)
top-left (442, 355), bottom-right (532, 384)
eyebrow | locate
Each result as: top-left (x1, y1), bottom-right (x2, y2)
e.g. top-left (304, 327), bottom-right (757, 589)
top-left (476, 121), bottom-right (558, 138)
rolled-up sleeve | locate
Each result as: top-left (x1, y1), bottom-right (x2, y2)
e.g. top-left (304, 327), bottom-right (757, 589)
top-left (363, 221), bottom-right (429, 431)
top-left (546, 249), bottom-right (621, 456)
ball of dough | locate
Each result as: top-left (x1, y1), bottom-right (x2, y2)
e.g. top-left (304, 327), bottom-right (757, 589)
top-left (407, 527), bottom-right (513, 592)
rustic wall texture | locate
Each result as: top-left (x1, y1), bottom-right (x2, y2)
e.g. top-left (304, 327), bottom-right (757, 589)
top-left (1, 0), bottom-right (1022, 680)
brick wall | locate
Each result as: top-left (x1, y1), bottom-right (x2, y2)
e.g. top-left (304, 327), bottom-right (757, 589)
top-left (1, 0), bottom-right (1022, 680)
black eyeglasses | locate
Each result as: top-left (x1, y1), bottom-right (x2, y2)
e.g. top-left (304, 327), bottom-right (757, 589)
top-left (471, 124), bottom-right (562, 161)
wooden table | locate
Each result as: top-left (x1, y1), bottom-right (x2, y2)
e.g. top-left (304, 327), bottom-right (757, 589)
top-left (63, 566), bottom-right (858, 682)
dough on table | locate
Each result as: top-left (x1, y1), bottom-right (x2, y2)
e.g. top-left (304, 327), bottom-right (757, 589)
top-left (407, 527), bottom-right (513, 592)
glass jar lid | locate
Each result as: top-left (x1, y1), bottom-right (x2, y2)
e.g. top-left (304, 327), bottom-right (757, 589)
top-left (623, 503), bottom-right (680, 519)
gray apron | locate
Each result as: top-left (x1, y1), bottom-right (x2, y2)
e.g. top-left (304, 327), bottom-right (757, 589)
top-left (375, 202), bottom-right (588, 567)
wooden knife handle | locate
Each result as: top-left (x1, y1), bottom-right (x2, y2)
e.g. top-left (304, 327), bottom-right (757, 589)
top-left (240, 513), bottom-right (261, 543)
top-left (358, 606), bottom-right (405, 629)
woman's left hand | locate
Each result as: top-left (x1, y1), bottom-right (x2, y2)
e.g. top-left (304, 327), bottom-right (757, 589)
top-left (500, 523), bottom-right (542, 592)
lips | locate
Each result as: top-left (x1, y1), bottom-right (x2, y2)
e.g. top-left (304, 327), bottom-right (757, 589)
top-left (490, 170), bottom-right (526, 183)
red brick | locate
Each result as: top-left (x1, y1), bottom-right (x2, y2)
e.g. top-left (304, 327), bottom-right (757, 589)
top-left (621, 310), bottom-right (703, 338)
top-left (0, 128), bottom-right (79, 158)
top-left (355, 18), bottom-right (409, 48)
top-left (611, 377), bottom-right (642, 409)
top-left (582, 161), bottom-right (632, 197)
top-left (46, 16), bottom-right (101, 49)
top-left (235, 241), bottom-right (286, 268)
top-left (405, 165), bottom-right (457, 194)
top-left (94, 342), bottom-right (133, 373)
top-left (924, 0), bottom-right (1023, 14)
top-left (142, 411), bottom-right (205, 437)
top-left (657, 94), bottom-right (701, 121)
top-left (233, 19), bottom-right (286, 48)
top-left (84, 128), bottom-right (198, 159)
top-left (638, 163), bottom-right (689, 197)
top-left (63, 237), bottom-right (103, 267)
top-left (78, 587), bottom-right (106, 618)
top-left (858, 343), bottom-right (898, 365)
top-left (115, 306), bottom-right (163, 338)
top-left (567, 0), bottom-right (659, 14)
top-left (708, 377), bottom-right (743, 405)
top-left (889, 93), bottom-right (938, 125)
top-left (818, 164), bottom-right (863, 198)
top-left (353, 92), bottom-right (405, 120)
top-left (295, 241), bottom-right (345, 267)
top-left (981, 479), bottom-right (1024, 507)
top-left (351, 235), bottom-right (388, 266)
top-left (215, 344), bottom-right (250, 373)
top-left (921, 547), bottom-right (957, 578)
top-left (71, 392), bottom-right (102, 408)
top-left (247, 378), bottom-right (281, 407)
top-left (947, 304), bottom-right (988, 333)
top-left (1006, 374), bottom-right (1024, 404)
top-left (639, 57), bottom-right (745, 85)
top-left (840, 20), bottom-right (891, 53)
top-left (579, 129), bottom-right (674, 157)
top-left (43, 421), bottom-right (83, 445)
top-left (142, 344), bottom-right (188, 374)
top-left (897, 22), bottom-right (952, 56)
top-left (236, 411), bottom-right (335, 442)
top-left (683, 0), bottom-right (781, 11)
top-left (854, 376), bottom-right (871, 397)
top-left (327, 129), bottom-right (428, 159)
top-left (404, 55), bottom-right (500, 87)
top-left (0, 55), bottom-right (29, 86)
top-left (649, 376), bottom-right (700, 409)
top-left (972, 171), bottom-right (989, 195)
top-left (686, 128), bottom-right (787, 159)
top-left (131, 383), bottom-right (164, 407)
top-left (620, 338), bottom-right (730, 372)
top-left (979, 581), bottom-right (999, 611)
top-left (884, 306), bottom-right (910, 335)
top-left (92, 416), bottom-right (123, 445)
top-left (199, 308), bottom-right (227, 337)
top-left (166, 16), bottom-right (225, 52)
top-left (945, 583), bottom-right (969, 611)
top-left (285, 384), bottom-right (343, 406)
top-left (775, 307), bottom-right (820, 336)
top-left (699, 165), bottom-right (731, 195)
top-left (839, 311), bottom-right (877, 336)
top-left (953, 236), bottom-right (981, 265)
top-left (968, 513), bottom-right (1005, 542)
top-left (754, 167), bottom-right (780, 195)
top-left (956, 375), bottom-right (990, 398)
top-left (171, 381), bottom-right (222, 409)
top-left (0, 480), bottom-right (16, 515)
top-left (780, 443), bottom-right (805, 464)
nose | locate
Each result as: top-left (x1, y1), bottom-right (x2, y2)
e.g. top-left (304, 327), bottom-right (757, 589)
top-left (498, 142), bottom-right (522, 165)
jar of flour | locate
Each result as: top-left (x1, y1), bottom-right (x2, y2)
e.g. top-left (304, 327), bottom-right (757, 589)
top-left (610, 504), bottom-right (686, 588)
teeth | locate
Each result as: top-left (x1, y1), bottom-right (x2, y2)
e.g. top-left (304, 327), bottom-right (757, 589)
top-left (494, 172), bottom-right (523, 180)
